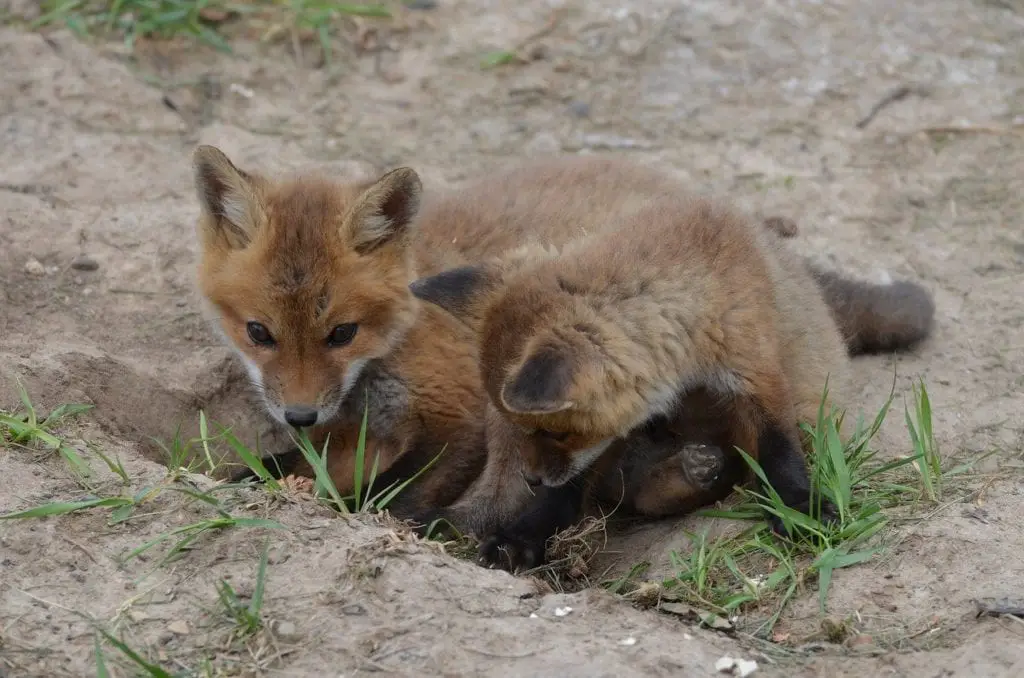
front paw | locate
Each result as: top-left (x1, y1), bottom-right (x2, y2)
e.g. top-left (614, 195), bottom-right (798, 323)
top-left (679, 443), bottom-right (726, 490)
top-left (478, 527), bottom-right (547, 573)
top-left (768, 496), bottom-right (839, 538)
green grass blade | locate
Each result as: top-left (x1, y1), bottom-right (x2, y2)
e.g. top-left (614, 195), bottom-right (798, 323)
top-left (294, 430), bottom-right (349, 511)
top-left (198, 410), bottom-right (216, 473)
top-left (41, 402), bottom-right (93, 427)
top-left (1, 496), bottom-right (132, 520)
top-left (334, 4), bottom-right (392, 17)
top-left (249, 539), bottom-right (271, 617)
top-left (369, 444), bottom-right (448, 511)
top-left (217, 424), bottom-right (281, 491)
top-left (94, 633), bottom-right (110, 678)
top-left (95, 627), bottom-right (172, 678)
top-left (352, 400), bottom-right (369, 511)
top-left (15, 380), bottom-right (36, 425)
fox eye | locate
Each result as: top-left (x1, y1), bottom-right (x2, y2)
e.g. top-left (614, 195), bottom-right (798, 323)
top-left (326, 323), bottom-right (358, 347)
top-left (246, 321), bottom-right (275, 347)
top-left (536, 429), bottom-right (570, 443)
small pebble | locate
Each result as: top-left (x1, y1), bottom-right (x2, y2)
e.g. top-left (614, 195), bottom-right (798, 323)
top-left (70, 254), bottom-right (99, 271)
top-left (715, 657), bottom-right (736, 672)
top-left (228, 83), bottom-right (254, 99)
top-left (24, 258), bottom-right (45, 276)
top-left (568, 101), bottom-right (591, 118)
top-left (554, 606), bottom-right (573, 617)
top-left (736, 660), bottom-right (758, 677)
top-left (715, 657), bottom-right (758, 677)
top-left (167, 620), bottom-right (190, 635)
top-left (618, 636), bottom-right (637, 646)
top-left (525, 132), bottom-right (561, 155)
top-left (273, 620), bottom-right (300, 641)
top-left (848, 634), bottom-right (874, 648)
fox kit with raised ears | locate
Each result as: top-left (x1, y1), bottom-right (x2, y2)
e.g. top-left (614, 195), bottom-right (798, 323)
top-left (412, 168), bottom-right (934, 568)
top-left (193, 145), bottom-right (493, 515)
top-left (194, 149), bottom-right (806, 525)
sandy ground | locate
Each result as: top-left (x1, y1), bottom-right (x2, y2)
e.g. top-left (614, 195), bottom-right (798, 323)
top-left (2, 1), bottom-right (1024, 676)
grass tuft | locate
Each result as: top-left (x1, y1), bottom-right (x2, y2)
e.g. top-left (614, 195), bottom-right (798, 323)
top-left (31, 1), bottom-right (395, 63)
top-left (33, 0), bottom-right (244, 52)
top-left (228, 396), bottom-right (448, 515)
top-left (905, 379), bottom-right (941, 501)
top-left (1, 380), bottom-right (94, 480)
top-left (643, 377), bottom-right (950, 637)
top-left (215, 538), bottom-right (271, 638)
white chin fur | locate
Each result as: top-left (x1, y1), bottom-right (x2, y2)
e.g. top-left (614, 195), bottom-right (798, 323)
top-left (204, 299), bottom-right (376, 426)
top-left (339, 358), bottom-right (369, 399)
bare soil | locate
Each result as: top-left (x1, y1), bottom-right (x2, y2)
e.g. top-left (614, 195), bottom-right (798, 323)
top-left (2, 1), bottom-right (1024, 676)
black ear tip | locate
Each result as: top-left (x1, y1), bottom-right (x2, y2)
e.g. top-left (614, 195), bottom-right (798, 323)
top-left (408, 278), bottom-right (428, 298)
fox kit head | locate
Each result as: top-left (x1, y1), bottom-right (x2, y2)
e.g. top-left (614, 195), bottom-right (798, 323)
top-left (410, 260), bottom-right (644, 488)
top-left (192, 145), bottom-right (423, 428)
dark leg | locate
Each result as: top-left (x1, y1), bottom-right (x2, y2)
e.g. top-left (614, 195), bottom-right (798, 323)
top-left (756, 423), bottom-right (837, 535)
top-left (626, 443), bottom-right (732, 518)
top-left (478, 480), bottom-right (586, 573)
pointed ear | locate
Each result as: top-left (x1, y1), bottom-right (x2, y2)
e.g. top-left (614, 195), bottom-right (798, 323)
top-left (409, 264), bottom-right (502, 320)
top-left (500, 345), bottom-right (578, 415)
top-left (347, 167), bottom-right (422, 254)
top-left (193, 145), bottom-right (265, 248)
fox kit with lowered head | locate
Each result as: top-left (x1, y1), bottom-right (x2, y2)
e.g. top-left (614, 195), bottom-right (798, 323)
top-left (412, 163), bottom-right (934, 568)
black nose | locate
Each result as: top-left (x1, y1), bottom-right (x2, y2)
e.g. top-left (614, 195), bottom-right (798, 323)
top-left (284, 406), bottom-right (318, 428)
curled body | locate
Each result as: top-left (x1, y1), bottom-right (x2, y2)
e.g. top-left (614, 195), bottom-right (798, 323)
top-left (412, 165), bottom-right (935, 569)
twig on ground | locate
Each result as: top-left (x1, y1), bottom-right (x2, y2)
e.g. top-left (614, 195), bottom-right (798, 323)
top-left (856, 85), bottom-right (914, 129)
top-left (921, 125), bottom-right (1024, 136)
top-left (975, 599), bottom-right (1024, 619)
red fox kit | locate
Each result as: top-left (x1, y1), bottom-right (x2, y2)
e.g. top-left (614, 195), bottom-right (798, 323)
top-left (411, 177), bottom-right (934, 569)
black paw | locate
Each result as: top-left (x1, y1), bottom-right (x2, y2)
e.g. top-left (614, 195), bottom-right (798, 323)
top-left (679, 443), bottom-right (726, 490)
top-left (478, 528), bottom-right (547, 573)
top-left (768, 496), bottom-right (839, 538)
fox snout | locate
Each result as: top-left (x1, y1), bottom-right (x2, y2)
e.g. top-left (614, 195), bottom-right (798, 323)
top-left (283, 405), bottom-right (319, 428)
